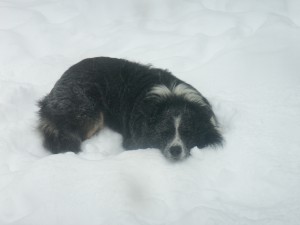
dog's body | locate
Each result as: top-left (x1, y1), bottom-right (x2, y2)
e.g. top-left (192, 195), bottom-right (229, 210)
top-left (38, 57), bottom-right (222, 160)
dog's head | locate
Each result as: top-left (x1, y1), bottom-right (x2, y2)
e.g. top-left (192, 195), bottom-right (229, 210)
top-left (129, 83), bottom-right (223, 161)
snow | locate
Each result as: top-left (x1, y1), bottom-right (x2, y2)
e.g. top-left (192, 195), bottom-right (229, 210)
top-left (0, 0), bottom-right (300, 224)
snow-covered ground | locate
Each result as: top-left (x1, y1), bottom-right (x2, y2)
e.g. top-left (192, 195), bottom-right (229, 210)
top-left (1, 0), bottom-right (300, 224)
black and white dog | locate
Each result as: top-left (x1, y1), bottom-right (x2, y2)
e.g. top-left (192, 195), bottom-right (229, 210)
top-left (38, 57), bottom-right (223, 160)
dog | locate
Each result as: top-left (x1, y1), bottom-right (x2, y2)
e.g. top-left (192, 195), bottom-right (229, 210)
top-left (38, 57), bottom-right (223, 160)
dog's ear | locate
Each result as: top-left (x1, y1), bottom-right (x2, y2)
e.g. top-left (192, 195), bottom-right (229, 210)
top-left (197, 125), bottom-right (223, 149)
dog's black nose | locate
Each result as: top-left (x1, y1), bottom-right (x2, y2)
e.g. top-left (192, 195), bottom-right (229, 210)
top-left (169, 146), bottom-right (182, 157)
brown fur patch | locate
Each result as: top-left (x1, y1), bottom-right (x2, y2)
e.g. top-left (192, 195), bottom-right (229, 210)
top-left (39, 118), bottom-right (59, 136)
top-left (85, 112), bottom-right (104, 139)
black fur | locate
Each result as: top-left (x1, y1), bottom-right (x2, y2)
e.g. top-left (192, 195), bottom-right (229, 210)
top-left (38, 57), bottom-right (223, 160)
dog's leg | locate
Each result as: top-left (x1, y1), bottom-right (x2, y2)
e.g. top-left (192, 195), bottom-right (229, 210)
top-left (39, 118), bottom-right (82, 154)
top-left (84, 112), bottom-right (104, 140)
top-left (39, 111), bottom-right (104, 154)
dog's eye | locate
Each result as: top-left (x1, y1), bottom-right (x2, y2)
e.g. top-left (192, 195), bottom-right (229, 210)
top-left (161, 129), bottom-right (174, 137)
top-left (156, 125), bottom-right (174, 138)
top-left (179, 122), bottom-right (193, 136)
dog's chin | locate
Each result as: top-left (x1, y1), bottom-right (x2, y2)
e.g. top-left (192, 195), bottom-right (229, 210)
top-left (162, 151), bottom-right (188, 162)
top-left (169, 156), bottom-right (186, 162)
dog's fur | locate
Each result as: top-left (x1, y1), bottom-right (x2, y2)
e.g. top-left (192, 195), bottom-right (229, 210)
top-left (38, 57), bottom-right (223, 160)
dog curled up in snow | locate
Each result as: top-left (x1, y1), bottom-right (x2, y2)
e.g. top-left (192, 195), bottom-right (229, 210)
top-left (38, 57), bottom-right (223, 160)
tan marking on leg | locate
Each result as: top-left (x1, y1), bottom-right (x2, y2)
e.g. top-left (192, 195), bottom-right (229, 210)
top-left (39, 118), bottom-right (59, 136)
top-left (85, 112), bottom-right (104, 139)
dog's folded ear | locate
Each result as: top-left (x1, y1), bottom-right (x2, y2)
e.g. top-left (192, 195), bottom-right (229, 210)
top-left (197, 125), bottom-right (223, 149)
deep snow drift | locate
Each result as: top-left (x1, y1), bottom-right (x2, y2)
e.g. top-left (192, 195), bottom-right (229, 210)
top-left (1, 0), bottom-right (300, 224)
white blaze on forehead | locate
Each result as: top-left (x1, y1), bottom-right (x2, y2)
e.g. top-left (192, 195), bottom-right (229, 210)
top-left (149, 83), bottom-right (207, 106)
top-left (172, 116), bottom-right (182, 145)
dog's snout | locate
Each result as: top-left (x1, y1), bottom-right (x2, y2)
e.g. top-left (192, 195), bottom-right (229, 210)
top-left (169, 145), bottom-right (182, 157)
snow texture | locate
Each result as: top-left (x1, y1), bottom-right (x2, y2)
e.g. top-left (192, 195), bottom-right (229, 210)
top-left (1, 0), bottom-right (300, 224)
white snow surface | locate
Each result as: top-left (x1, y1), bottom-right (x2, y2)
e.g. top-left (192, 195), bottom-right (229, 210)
top-left (1, 0), bottom-right (300, 224)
